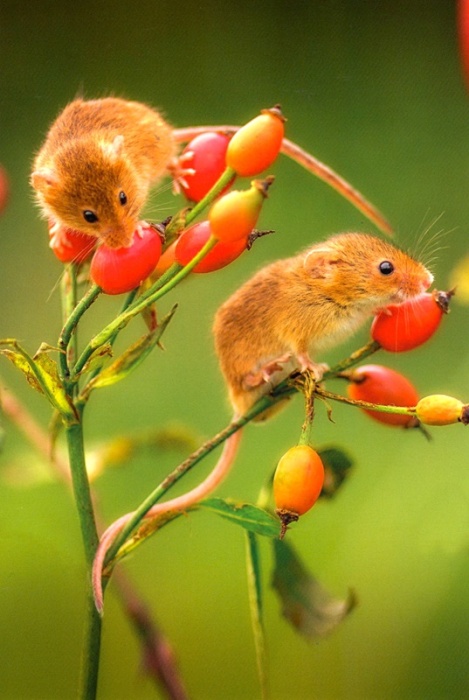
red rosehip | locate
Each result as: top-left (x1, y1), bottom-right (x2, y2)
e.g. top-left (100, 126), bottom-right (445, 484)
top-left (371, 291), bottom-right (449, 352)
top-left (459, 0), bottom-right (469, 90)
top-left (49, 224), bottom-right (97, 264)
top-left (90, 226), bottom-right (162, 294)
top-left (208, 177), bottom-right (273, 244)
top-left (347, 364), bottom-right (419, 427)
top-left (179, 132), bottom-right (233, 202)
top-left (0, 164), bottom-right (9, 215)
top-left (226, 106), bottom-right (285, 177)
top-left (175, 220), bottom-right (246, 273)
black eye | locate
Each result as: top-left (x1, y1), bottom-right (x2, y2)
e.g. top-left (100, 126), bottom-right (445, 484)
top-left (379, 260), bottom-right (394, 276)
top-left (83, 210), bottom-right (99, 224)
top-left (119, 191), bottom-right (127, 206)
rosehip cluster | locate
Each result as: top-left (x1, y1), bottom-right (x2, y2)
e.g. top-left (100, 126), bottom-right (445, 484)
top-left (48, 106), bottom-right (285, 294)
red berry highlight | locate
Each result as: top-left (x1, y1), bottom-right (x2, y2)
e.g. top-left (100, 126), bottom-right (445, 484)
top-left (90, 226), bottom-right (162, 294)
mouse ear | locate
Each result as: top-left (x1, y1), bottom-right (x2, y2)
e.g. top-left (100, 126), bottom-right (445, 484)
top-left (102, 135), bottom-right (124, 161)
top-left (303, 246), bottom-right (340, 280)
top-left (31, 168), bottom-right (59, 191)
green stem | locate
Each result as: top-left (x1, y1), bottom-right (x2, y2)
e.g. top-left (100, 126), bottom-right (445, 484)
top-left (73, 237), bottom-right (218, 378)
top-left (65, 419), bottom-right (101, 700)
top-left (58, 284), bottom-right (101, 384)
top-left (314, 386), bottom-right (416, 416)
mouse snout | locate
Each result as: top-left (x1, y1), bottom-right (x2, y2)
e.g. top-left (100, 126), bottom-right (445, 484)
top-left (101, 221), bottom-right (136, 249)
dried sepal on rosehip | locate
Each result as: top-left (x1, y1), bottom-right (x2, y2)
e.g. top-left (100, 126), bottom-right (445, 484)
top-left (208, 176), bottom-right (274, 244)
top-left (416, 394), bottom-right (469, 426)
top-left (90, 225), bottom-right (162, 295)
top-left (371, 290), bottom-right (452, 352)
top-left (226, 105), bottom-right (285, 177)
top-left (178, 132), bottom-right (233, 202)
top-left (347, 364), bottom-right (419, 427)
top-left (274, 445), bottom-right (325, 539)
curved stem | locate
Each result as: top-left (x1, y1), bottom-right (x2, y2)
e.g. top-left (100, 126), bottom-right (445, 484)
top-left (58, 284), bottom-right (101, 385)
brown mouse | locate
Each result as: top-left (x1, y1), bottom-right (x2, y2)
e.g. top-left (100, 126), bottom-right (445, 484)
top-left (31, 97), bottom-right (175, 248)
top-left (214, 232), bottom-right (433, 419)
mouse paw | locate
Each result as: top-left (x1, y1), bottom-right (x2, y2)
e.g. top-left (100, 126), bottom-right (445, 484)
top-left (48, 220), bottom-right (70, 248)
top-left (168, 153), bottom-right (196, 195)
top-left (243, 353), bottom-right (292, 389)
top-left (296, 353), bottom-right (329, 381)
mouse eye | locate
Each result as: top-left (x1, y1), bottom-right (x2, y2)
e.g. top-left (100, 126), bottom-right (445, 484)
top-left (379, 260), bottom-right (394, 276)
top-left (119, 191), bottom-right (127, 206)
top-left (83, 210), bottom-right (99, 224)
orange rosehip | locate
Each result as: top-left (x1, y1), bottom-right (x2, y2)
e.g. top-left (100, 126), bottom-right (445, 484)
top-left (226, 106), bottom-right (285, 177)
top-left (415, 394), bottom-right (469, 426)
top-left (347, 364), bottom-right (419, 427)
top-left (371, 291), bottom-right (450, 352)
top-left (274, 445), bottom-right (324, 538)
top-left (208, 177), bottom-right (273, 243)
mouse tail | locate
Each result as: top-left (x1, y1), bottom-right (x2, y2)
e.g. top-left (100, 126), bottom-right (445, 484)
top-left (92, 426), bottom-right (243, 614)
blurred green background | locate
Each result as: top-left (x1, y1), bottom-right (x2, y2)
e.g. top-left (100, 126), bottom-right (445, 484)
top-left (1, 0), bottom-right (469, 698)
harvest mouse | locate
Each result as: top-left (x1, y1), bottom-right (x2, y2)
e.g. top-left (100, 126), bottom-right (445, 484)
top-left (91, 232), bottom-right (433, 605)
top-left (31, 97), bottom-right (175, 249)
top-left (214, 232), bottom-right (433, 419)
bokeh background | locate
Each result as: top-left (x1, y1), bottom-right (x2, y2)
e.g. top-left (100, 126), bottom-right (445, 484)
top-left (1, 0), bottom-right (469, 698)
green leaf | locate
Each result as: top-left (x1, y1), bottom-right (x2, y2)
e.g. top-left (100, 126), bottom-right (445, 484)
top-left (272, 538), bottom-right (356, 639)
top-left (0, 341), bottom-right (76, 421)
top-left (79, 342), bottom-right (113, 376)
top-left (81, 305), bottom-right (177, 398)
top-left (318, 446), bottom-right (354, 499)
top-left (245, 532), bottom-right (269, 699)
top-left (199, 497), bottom-right (279, 538)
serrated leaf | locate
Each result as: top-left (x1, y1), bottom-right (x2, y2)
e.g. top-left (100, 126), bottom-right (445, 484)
top-left (318, 446), bottom-right (354, 499)
top-left (245, 532), bottom-right (268, 699)
top-left (272, 538), bottom-right (356, 639)
top-left (199, 497), bottom-right (279, 537)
